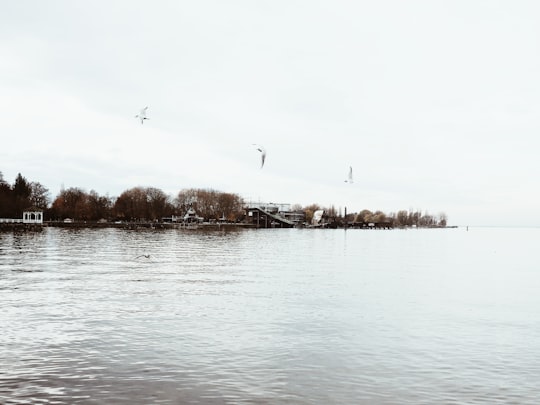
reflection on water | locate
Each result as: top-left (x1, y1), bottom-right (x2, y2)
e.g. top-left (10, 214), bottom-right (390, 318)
top-left (2, 227), bottom-right (540, 404)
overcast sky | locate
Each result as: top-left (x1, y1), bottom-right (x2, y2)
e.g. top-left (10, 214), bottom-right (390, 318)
top-left (2, 1), bottom-right (539, 226)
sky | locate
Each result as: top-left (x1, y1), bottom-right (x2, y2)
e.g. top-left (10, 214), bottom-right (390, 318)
top-left (1, 1), bottom-right (540, 227)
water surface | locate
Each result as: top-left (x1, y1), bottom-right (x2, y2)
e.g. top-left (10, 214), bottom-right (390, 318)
top-left (1, 227), bottom-right (540, 404)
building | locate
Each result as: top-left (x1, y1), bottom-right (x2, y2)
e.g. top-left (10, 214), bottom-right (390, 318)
top-left (23, 208), bottom-right (44, 224)
top-left (245, 202), bottom-right (296, 228)
top-left (0, 207), bottom-right (43, 230)
top-left (183, 206), bottom-right (203, 223)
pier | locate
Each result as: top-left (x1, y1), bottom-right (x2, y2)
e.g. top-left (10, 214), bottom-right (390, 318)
top-left (0, 219), bottom-right (43, 231)
top-left (246, 207), bottom-right (295, 228)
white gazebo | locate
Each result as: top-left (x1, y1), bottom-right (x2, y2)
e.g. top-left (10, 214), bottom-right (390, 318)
top-left (23, 208), bottom-right (44, 224)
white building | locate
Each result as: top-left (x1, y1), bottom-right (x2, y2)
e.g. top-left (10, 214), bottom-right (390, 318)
top-left (23, 208), bottom-right (44, 224)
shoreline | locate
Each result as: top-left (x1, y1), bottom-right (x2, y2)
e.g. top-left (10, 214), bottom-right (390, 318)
top-left (1, 221), bottom-right (457, 232)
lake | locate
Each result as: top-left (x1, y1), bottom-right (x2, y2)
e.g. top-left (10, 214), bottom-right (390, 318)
top-left (1, 226), bottom-right (540, 404)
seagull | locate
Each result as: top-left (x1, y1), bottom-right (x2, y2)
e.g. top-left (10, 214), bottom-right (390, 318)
top-left (135, 106), bottom-right (149, 124)
top-left (344, 166), bottom-right (353, 183)
top-left (252, 144), bottom-right (266, 168)
top-left (134, 254), bottom-right (150, 259)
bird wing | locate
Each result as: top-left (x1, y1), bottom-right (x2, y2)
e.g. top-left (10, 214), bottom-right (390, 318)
top-left (138, 106), bottom-right (148, 118)
top-left (252, 144), bottom-right (266, 168)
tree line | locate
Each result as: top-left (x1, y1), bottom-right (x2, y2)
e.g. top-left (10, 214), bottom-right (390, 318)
top-left (301, 203), bottom-right (447, 227)
top-left (49, 187), bottom-right (246, 223)
top-left (0, 171), bottom-right (447, 226)
top-left (0, 172), bottom-right (50, 218)
top-left (1, 172), bottom-right (246, 222)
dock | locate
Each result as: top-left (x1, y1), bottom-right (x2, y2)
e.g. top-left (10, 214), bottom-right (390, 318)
top-left (0, 219), bottom-right (43, 232)
top-left (246, 207), bottom-right (295, 228)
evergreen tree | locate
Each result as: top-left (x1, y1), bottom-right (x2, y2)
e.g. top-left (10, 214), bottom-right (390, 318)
top-left (0, 172), bottom-right (12, 217)
top-left (12, 173), bottom-right (32, 216)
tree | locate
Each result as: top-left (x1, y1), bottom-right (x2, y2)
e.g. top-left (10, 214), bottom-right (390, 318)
top-left (194, 189), bottom-right (217, 220)
top-left (29, 182), bottom-right (50, 210)
top-left (356, 209), bottom-right (373, 223)
top-left (174, 188), bottom-right (244, 222)
top-left (438, 212), bottom-right (447, 227)
top-left (394, 210), bottom-right (409, 227)
top-left (87, 190), bottom-right (113, 220)
top-left (50, 187), bottom-right (90, 220)
top-left (0, 175), bottom-right (12, 217)
top-left (175, 188), bottom-right (198, 214)
top-left (216, 192), bottom-right (244, 221)
top-left (371, 210), bottom-right (387, 223)
top-left (325, 205), bottom-right (338, 218)
top-left (146, 187), bottom-right (172, 220)
top-left (12, 173), bottom-right (32, 215)
top-left (303, 203), bottom-right (321, 225)
top-left (114, 187), bottom-right (148, 221)
top-left (113, 186), bottom-right (172, 221)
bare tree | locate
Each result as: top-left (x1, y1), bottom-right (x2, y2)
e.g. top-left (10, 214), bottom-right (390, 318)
top-left (438, 212), bottom-right (447, 227)
top-left (50, 187), bottom-right (89, 220)
top-left (303, 203), bottom-right (321, 225)
top-left (30, 182), bottom-right (50, 210)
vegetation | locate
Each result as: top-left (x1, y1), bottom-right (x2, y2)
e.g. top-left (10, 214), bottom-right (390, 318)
top-left (0, 172), bottom-right (50, 218)
top-left (351, 209), bottom-right (447, 228)
top-left (47, 186), bottom-right (245, 223)
top-left (0, 171), bottom-right (448, 227)
top-left (310, 203), bottom-right (447, 228)
top-left (176, 188), bottom-right (245, 222)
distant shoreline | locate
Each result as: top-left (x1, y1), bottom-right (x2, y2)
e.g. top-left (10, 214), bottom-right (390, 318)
top-left (43, 221), bottom-right (255, 230)
top-left (1, 221), bottom-right (457, 232)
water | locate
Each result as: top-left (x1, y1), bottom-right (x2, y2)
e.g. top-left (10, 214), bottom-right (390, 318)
top-left (1, 226), bottom-right (540, 404)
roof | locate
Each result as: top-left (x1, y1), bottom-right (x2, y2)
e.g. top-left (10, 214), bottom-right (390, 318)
top-left (24, 206), bottom-right (44, 212)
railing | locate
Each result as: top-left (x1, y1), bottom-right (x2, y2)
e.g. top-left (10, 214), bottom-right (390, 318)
top-left (0, 218), bottom-right (23, 223)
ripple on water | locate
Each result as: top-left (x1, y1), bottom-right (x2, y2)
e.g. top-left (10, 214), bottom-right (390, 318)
top-left (2, 227), bottom-right (540, 403)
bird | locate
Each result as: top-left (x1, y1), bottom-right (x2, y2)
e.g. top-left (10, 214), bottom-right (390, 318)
top-left (135, 106), bottom-right (149, 124)
top-left (344, 166), bottom-right (353, 183)
top-left (252, 144), bottom-right (266, 168)
top-left (134, 254), bottom-right (150, 259)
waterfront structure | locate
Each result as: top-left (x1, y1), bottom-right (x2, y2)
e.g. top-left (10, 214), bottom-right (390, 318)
top-left (0, 207), bottom-right (43, 230)
top-left (183, 206), bottom-right (203, 223)
top-left (245, 202), bottom-right (295, 228)
top-left (312, 210), bottom-right (326, 226)
top-left (23, 208), bottom-right (44, 224)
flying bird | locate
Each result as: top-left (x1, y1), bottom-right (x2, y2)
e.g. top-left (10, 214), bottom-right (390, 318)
top-left (344, 166), bottom-right (353, 183)
top-left (253, 144), bottom-right (266, 168)
top-left (134, 254), bottom-right (150, 259)
top-left (135, 106), bottom-right (149, 124)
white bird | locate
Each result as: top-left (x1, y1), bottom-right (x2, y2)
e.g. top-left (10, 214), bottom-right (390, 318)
top-left (135, 106), bottom-right (149, 124)
top-left (253, 144), bottom-right (266, 168)
top-left (344, 166), bottom-right (353, 183)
